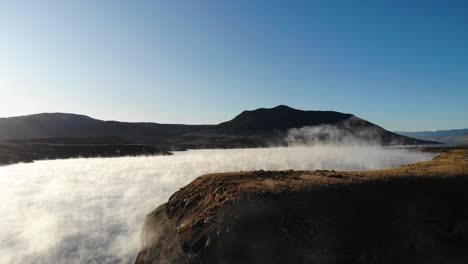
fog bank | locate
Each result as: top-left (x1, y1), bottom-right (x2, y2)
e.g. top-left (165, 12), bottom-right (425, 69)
top-left (0, 146), bottom-right (435, 263)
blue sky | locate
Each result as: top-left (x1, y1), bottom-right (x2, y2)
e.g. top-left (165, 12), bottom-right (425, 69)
top-left (0, 0), bottom-right (467, 131)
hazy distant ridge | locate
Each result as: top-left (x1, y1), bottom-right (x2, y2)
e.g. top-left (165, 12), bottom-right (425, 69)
top-left (397, 129), bottom-right (468, 145)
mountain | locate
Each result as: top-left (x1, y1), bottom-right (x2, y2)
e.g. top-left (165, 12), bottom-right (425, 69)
top-left (0, 113), bottom-right (211, 144)
top-left (218, 105), bottom-right (352, 132)
top-left (0, 106), bottom-right (437, 149)
top-left (397, 129), bottom-right (468, 145)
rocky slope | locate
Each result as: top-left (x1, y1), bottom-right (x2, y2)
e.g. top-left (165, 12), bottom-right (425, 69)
top-left (135, 147), bottom-right (468, 264)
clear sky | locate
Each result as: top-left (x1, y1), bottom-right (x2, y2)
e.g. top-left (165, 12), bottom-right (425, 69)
top-left (0, 0), bottom-right (467, 131)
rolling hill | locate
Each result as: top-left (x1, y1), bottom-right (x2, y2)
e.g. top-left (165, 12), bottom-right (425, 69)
top-left (0, 106), bottom-right (437, 149)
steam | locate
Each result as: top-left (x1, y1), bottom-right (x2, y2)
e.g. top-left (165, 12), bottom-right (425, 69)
top-left (0, 145), bottom-right (435, 263)
top-left (285, 117), bottom-right (386, 146)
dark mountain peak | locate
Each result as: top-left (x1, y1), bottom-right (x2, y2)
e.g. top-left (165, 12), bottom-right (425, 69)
top-left (2, 112), bottom-right (98, 122)
top-left (0, 113), bottom-right (104, 140)
top-left (45, 112), bottom-right (95, 119)
top-left (269, 105), bottom-right (296, 111)
top-left (219, 106), bottom-right (354, 133)
top-left (244, 105), bottom-right (297, 114)
top-left (274, 104), bottom-right (292, 109)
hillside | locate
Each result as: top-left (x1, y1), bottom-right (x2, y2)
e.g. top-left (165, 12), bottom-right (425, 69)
top-left (218, 105), bottom-right (353, 132)
top-left (0, 106), bottom-right (436, 150)
top-left (0, 113), bottom-right (211, 144)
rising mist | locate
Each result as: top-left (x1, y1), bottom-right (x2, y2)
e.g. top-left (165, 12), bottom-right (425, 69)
top-left (0, 145), bottom-right (435, 264)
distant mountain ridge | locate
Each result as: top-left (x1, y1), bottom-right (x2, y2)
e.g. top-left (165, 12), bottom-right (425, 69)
top-left (0, 106), bottom-right (437, 148)
top-left (397, 129), bottom-right (468, 145)
top-left (0, 113), bottom-right (211, 144)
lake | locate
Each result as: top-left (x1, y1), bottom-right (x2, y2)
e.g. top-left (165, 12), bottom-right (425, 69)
top-left (0, 146), bottom-right (435, 264)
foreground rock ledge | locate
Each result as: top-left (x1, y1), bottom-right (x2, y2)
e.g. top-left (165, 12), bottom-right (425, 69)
top-left (135, 149), bottom-right (468, 264)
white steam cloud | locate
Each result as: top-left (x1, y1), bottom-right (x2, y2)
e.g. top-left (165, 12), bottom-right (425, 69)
top-left (0, 145), bottom-right (435, 263)
top-left (285, 117), bottom-right (388, 146)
